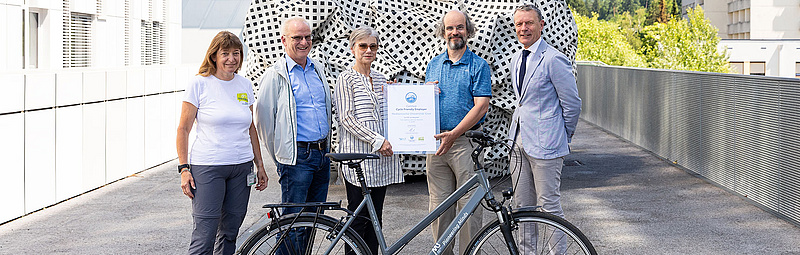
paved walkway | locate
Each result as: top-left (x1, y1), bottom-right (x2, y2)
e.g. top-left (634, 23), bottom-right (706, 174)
top-left (2, 120), bottom-right (800, 254)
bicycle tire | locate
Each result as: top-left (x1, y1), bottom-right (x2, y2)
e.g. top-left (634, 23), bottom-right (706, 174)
top-left (237, 213), bottom-right (371, 255)
top-left (465, 210), bottom-right (596, 255)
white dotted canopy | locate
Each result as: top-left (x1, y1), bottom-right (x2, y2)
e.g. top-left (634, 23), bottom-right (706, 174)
top-left (242, 0), bottom-right (577, 176)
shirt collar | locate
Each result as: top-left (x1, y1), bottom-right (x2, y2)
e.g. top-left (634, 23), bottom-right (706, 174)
top-left (524, 37), bottom-right (543, 55)
top-left (442, 47), bottom-right (473, 65)
top-left (284, 54), bottom-right (313, 71)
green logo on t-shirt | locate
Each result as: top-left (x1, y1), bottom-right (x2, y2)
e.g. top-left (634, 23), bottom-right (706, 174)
top-left (237, 93), bottom-right (248, 104)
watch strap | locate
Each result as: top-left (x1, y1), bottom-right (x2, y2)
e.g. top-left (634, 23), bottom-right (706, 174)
top-left (178, 164), bottom-right (191, 174)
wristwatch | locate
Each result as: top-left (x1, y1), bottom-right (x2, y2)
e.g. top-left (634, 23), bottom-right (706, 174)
top-left (178, 164), bottom-right (191, 174)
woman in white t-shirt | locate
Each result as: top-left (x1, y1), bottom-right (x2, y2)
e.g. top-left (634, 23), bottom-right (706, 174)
top-left (176, 31), bottom-right (268, 255)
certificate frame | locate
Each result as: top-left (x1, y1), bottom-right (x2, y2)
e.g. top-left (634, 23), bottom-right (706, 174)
top-left (382, 83), bottom-right (440, 154)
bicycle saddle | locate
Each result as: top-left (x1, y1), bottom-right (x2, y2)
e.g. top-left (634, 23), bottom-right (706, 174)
top-left (325, 153), bottom-right (379, 162)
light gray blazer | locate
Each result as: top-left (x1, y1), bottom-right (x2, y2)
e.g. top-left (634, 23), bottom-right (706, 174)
top-left (508, 41), bottom-right (582, 159)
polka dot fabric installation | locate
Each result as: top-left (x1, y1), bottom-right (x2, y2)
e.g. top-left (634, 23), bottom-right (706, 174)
top-left (243, 0), bottom-right (577, 177)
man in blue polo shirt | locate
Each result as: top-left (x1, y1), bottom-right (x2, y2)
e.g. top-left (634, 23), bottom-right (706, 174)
top-left (425, 9), bottom-right (492, 255)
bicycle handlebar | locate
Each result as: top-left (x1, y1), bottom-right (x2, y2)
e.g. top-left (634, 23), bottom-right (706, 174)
top-left (465, 129), bottom-right (498, 147)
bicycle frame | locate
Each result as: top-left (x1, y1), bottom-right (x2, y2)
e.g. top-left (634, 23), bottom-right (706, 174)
top-left (326, 166), bottom-right (497, 255)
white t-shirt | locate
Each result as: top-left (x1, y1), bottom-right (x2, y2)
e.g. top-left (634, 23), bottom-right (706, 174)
top-left (184, 74), bottom-right (255, 165)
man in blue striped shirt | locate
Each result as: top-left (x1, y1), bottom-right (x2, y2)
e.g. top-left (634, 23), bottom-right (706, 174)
top-left (424, 10), bottom-right (492, 255)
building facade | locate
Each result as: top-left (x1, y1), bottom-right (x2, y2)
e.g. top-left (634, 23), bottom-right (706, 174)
top-left (682, 0), bottom-right (800, 78)
top-left (682, 0), bottom-right (800, 40)
top-left (0, 0), bottom-right (184, 223)
top-left (721, 39), bottom-right (800, 78)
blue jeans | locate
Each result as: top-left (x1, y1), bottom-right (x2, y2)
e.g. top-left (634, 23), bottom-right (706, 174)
top-left (275, 146), bottom-right (330, 255)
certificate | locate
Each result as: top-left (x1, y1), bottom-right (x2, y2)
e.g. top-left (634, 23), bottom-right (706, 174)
top-left (383, 83), bottom-right (440, 154)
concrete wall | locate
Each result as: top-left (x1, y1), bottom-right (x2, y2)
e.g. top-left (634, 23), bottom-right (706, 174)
top-left (0, 66), bottom-right (190, 224)
top-left (0, 0), bottom-right (185, 223)
top-left (750, 0), bottom-right (800, 39)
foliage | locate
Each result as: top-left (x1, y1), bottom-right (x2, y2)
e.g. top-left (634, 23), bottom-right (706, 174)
top-left (640, 7), bottom-right (731, 72)
top-left (574, 6), bottom-right (731, 73)
top-left (566, 0), bottom-right (679, 24)
top-left (645, 0), bottom-right (681, 25)
top-left (574, 13), bottom-right (647, 67)
top-left (566, 0), bottom-right (591, 17)
top-left (609, 8), bottom-right (648, 50)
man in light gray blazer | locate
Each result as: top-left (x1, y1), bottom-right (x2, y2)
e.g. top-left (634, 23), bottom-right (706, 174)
top-left (508, 4), bottom-right (582, 253)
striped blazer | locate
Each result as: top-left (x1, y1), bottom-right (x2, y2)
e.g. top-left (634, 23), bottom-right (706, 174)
top-left (333, 68), bottom-right (404, 187)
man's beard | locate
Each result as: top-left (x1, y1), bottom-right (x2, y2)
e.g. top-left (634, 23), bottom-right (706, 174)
top-left (447, 35), bottom-right (466, 50)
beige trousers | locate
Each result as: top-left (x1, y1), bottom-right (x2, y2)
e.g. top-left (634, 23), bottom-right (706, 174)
top-left (426, 135), bottom-right (482, 255)
top-left (509, 144), bottom-right (566, 254)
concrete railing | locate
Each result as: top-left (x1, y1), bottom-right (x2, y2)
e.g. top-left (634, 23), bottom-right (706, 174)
top-left (0, 65), bottom-right (191, 223)
top-left (576, 64), bottom-right (800, 226)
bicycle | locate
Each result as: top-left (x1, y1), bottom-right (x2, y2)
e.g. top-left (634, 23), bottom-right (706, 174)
top-left (236, 130), bottom-right (596, 255)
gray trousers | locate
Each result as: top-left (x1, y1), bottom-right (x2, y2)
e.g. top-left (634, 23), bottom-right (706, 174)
top-left (189, 162), bottom-right (252, 255)
top-left (426, 135), bottom-right (482, 255)
top-left (509, 144), bottom-right (566, 254)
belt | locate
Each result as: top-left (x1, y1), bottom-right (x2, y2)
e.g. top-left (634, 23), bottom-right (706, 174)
top-left (297, 140), bottom-right (326, 150)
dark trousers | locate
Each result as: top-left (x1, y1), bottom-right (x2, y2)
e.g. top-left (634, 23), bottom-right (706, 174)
top-left (188, 162), bottom-right (252, 255)
top-left (345, 181), bottom-right (388, 255)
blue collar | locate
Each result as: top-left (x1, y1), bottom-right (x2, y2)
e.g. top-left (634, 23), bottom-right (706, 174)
top-left (285, 55), bottom-right (313, 71)
top-left (440, 48), bottom-right (474, 65)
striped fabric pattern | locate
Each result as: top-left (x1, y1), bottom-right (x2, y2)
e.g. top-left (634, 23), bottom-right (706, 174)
top-left (333, 68), bottom-right (404, 187)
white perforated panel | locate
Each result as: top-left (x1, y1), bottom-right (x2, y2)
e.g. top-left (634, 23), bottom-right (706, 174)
top-left (242, 0), bottom-right (577, 176)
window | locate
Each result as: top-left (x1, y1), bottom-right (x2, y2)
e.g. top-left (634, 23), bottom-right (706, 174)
top-left (795, 62), bottom-right (800, 78)
top-left (141, 20), bottom-right (166, 65)
top-left (63, 12), bottom-right (93, 68)
top-left (24, 11), bottom-right (41, 69)
top-left (749, 62), bottom-right (765, 76)
top-left (730, 62), bottom-right (744, 74)
top-left (125, 0), bottom-right (131, 66)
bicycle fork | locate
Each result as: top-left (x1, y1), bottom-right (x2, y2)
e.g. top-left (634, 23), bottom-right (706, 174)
top-left (487, 189), bottom-right (520, 255)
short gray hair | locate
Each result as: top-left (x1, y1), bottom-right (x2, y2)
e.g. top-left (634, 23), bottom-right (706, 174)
top-left (281, 16), bottom-right (311, 35)
top-left (434, 10), bottom-right (476, 40)
top-left (348, 26), bottom-right (381, 49)
top-left (514, 4), bottom-right (544, 21)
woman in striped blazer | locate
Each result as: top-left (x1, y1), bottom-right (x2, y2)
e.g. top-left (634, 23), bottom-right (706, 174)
top-left (333, 26), bottom-right (404, 255)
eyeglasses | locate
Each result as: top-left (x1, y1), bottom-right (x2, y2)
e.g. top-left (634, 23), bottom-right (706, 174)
top-left (357, 43), bottom-right (379, 51)
top-left (444, 25), bottom-right (466, 32)
top-left (290, 35), bottom-right (313, 42)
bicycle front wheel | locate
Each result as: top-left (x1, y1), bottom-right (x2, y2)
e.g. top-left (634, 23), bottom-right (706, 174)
top-left (465, 210), bottom-right (596, 255)
top-left (238, 213), bottom-right (371, 255)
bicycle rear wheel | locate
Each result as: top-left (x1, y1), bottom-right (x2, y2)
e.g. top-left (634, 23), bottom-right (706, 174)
top-left (238, 213), bottom-right (371, 255)
top-left (465, 210), bottom-right (596, 255)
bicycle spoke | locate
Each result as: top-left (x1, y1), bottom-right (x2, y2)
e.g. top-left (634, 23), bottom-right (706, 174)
top-left (465, 211), bottom-right (595, 255)
top-left (239, 214), bottom-right (370, 255)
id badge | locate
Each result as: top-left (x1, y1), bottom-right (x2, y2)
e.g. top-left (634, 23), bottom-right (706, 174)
top-left (247, 171), bottom-right (256, 186)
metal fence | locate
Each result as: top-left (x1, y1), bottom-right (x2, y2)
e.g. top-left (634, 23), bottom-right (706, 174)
top-left (576, 64), bottom-right (800, 226)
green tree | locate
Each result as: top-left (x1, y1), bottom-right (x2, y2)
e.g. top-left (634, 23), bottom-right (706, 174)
top-left (575, 13), bottom-right (647, 67)
top-left (621, 0), bottom-right (641, 13)
top-left (609, 8), bottom-right (648, 51)
top-left (567, 0), bottom-right (591, 17)
top-left (645, 0), bottom-right (680, 24)
top-left (592, 0), bottom-right (601, 18)
top-left (641, 7), bottom-right (730, 73)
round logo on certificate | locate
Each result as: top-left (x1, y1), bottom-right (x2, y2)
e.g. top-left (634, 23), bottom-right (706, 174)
top-left (405, 92), bottom-right (417, 103)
